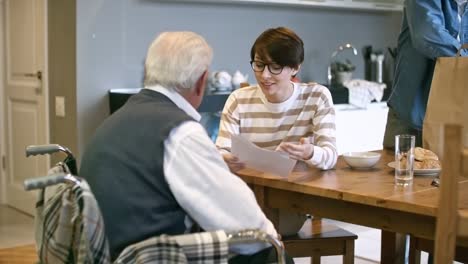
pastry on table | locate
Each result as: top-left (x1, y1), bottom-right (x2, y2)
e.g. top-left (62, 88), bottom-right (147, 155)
top-left (414, 147), bottom-right (441, 169)
top-left (414, 147), bottom-right (438, 161)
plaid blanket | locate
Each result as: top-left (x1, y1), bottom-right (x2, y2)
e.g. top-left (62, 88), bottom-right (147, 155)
top-left (35, 167), bottom-right (110, 264)
top-left (34, 164), bottom-right (229, 264)
top-left (170, 230), bottom-right (228, 263)
top-left (115, 230), bottom-right (228, 264)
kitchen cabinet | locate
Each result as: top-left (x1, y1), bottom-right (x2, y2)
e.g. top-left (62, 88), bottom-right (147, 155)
top-left (108, 89), bottom-right (229, 114)
top-left (159, 0), bottom-right (403, 11)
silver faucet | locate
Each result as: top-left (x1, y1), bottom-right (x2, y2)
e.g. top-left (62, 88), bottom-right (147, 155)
top-left (327, 43), bottom-right (358, 86)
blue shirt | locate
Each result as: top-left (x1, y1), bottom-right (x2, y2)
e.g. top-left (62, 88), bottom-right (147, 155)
top-left (388, 0), bottom-right (468, 130)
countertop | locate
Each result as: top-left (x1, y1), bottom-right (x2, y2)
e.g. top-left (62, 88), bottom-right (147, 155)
top-left (328, 83), bottom-right (392, 105)
top-left (108, 83), bottom-right (392, 114)
top-left (201, 83), bottom-right (392, 112)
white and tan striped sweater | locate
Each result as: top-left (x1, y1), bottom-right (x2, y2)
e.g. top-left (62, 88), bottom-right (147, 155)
top-left (216, 82), bottom-right (337, 170)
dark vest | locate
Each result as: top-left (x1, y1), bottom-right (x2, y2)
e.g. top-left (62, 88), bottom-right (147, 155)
top-left (80, 89), bottom-right (193, 260)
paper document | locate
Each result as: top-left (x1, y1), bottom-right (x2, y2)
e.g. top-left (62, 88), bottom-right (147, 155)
top-left (231, 135), bottom-right (297, 177)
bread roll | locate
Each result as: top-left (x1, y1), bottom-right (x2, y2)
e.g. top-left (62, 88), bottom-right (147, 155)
top-left (420, 159), bottom-right (441, 169)
top-left (414, 147), bottom-right (438, 161)
top-left (397, 148), bottom-right (441, 170)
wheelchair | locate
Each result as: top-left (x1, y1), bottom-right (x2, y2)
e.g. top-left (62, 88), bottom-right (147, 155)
top-left (24, 144), bottom-right (286, 264)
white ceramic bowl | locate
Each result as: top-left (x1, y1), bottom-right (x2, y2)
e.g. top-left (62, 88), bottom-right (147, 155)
top-left (342, 151), bottom-right (381, 169)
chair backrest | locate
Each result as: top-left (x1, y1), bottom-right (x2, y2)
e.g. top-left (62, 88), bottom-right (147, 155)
top-left (434, 124), bottom-right (468, 263)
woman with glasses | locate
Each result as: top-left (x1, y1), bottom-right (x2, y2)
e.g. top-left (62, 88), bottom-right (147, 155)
top-left (215, 27), bottom-right (338, 236)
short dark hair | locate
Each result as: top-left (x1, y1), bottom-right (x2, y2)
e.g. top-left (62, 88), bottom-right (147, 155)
top-left (250, 27), bottom-right (304, 68)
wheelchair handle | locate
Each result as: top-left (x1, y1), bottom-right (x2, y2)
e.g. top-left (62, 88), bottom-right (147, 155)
top-left (26, 144), bottom-right (73, 157)
top-left (227, 229), bottom-right (286, 264)
top-left (24, 173), bottom-right (81, 191)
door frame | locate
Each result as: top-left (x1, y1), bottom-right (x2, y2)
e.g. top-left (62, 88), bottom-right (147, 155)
top-left (0, 0), bottom-right (6, 205)
top-left (0, 0), bottom-right (50, 205)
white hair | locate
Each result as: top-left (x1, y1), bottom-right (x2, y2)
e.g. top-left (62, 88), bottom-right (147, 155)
top-left (144, 31), bottom-right (213, 91)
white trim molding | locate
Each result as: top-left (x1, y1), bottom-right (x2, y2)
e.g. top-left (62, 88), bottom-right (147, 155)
top-left (153, 0), bottom-right (403, 12)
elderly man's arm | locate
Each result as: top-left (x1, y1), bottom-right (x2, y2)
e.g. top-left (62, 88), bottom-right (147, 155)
top-left (163, 121), bottom-right (278, 255)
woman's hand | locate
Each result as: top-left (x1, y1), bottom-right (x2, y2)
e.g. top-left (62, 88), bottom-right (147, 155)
top-left (276, 137), bottom-right (314, 160)
top-left (222, 153), bottom-right (246, 172)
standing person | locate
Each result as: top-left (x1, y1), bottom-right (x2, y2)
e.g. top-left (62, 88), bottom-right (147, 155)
top-left (383, 1), bottom-right (467, 263)
top-left (383, 0), bottom-right (467, 149)
top-left (216, 27), bottom-right (338, 236)
top-left (80, 31), bottom-right (290, 264)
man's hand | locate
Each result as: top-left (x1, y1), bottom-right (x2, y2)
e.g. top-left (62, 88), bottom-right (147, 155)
top-left (222, 153), bottom-right (246, 172)
top-left (276, 137), bottom-right (314, 160)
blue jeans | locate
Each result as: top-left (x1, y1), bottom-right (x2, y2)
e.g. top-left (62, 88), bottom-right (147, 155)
top-left (383, 107), bottom-right (422, 149)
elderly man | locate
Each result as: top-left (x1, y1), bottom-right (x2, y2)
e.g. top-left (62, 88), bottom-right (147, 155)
top-left (80, 31), bottom-right (287, 263)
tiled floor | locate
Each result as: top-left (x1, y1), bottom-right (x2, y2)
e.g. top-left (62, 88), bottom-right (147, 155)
top-left (0, 204), bottom-right (435, 263)
top-left (329, 219), bottom-right (436, 264)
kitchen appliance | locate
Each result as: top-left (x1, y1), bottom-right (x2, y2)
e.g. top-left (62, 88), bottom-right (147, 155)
top-left (363, 45), bottom-right (394, 84)
top-left (363, 45), bottom-right (384, 83)
top-left (371, 51), bottom-right (385, 83)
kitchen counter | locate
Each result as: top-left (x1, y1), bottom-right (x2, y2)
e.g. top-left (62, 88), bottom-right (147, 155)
top-left (329, 83), bottom-right (392, 104)
top-left (108, 88), bottom-right (230, 113)
top-left (335, 102), bottom-right (388, 153)
top-left (201, 83), bottom-right (392, 110)
top-left (109, 88), bottom-right (390, 147)
top-left (109, 83), bottom-right (392, 114)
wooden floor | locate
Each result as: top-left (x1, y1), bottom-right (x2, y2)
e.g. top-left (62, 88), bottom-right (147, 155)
top-left (0, 244), bottom-right (38, 264)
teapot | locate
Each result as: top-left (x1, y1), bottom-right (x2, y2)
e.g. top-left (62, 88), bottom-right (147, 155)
top-left (231, 70), bottom-right (249, 89)
top-left (209, 71), bottom-right (232, 93)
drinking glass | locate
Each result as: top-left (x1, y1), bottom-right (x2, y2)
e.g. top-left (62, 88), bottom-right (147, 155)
top-left (395, 135), bottom-right (415, 186)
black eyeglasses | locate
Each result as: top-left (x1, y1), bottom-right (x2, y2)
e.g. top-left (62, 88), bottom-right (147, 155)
top-left (250, 60), bottom-right (284, 75)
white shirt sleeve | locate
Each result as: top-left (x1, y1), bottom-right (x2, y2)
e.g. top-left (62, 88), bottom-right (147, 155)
top-left (163, 121), bottom-right (278, 255)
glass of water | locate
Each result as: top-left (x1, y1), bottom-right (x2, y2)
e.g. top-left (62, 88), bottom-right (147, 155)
top-left (395, 135), bottom-right (415, 186)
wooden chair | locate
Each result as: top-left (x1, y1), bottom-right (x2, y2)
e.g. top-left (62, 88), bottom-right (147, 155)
top-left (250, 184), bottom-right (357, 264)
top-left (433, 124), bottom-right (468, 263)
top-left (409, 235), bottom-right (468, 263)
top-left (282, 217), bottom-right (357, 264)
top-left (239, 81), bottom-right (358, 263)
top-left (409, 124), bottom-right (468, 264)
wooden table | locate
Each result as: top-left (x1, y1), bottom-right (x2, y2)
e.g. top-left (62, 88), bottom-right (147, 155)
top-left (237, 150), bottom-right (468, 264)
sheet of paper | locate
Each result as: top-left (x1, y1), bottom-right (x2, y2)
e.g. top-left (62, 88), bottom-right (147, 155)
top-left (231, 135), bottom-right (297, 177)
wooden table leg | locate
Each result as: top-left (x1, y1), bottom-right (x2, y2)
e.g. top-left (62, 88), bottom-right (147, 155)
top-left (408, 236), bottom-right (421, 264)
top-left (381, 230), bottom-right (407, 264)
top-left (253, 185), bottom-right (280, 228)
top-left (343, 239), bottom-right (355, 264)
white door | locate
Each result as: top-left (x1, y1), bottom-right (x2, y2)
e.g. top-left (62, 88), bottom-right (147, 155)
top-left (3, 0), bottom-right (48, 214)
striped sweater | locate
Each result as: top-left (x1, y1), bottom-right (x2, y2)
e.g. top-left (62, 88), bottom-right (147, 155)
top-left (216, 82), bottom-right (337, 170)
